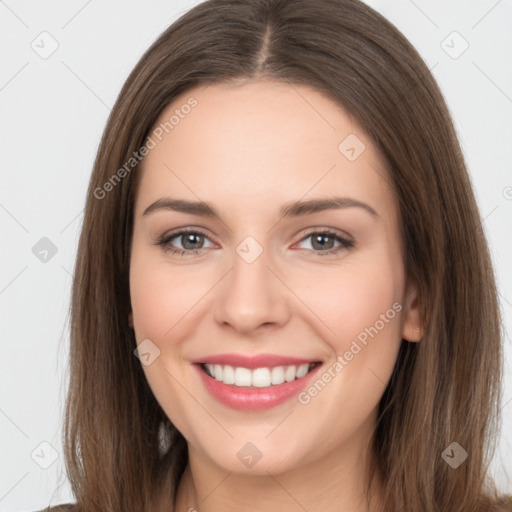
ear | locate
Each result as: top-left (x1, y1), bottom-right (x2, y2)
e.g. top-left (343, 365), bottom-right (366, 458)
top-left (401, 281), bottom-right (423, 342)
top-left (128, 311), bottom-right (134, 329)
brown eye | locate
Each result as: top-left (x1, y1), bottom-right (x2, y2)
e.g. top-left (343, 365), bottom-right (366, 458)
top-left (156, 229), bottom-right (214, 256)
top-left (296, 230), bottom-right (354, 255)
top-left (178, 232), bottom-right (205, 250)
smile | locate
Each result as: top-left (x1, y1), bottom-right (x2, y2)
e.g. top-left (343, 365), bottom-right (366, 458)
top-left (201, 362), bottom-right (321, 388)
top-left (192, 354), bottom-right (323, 410)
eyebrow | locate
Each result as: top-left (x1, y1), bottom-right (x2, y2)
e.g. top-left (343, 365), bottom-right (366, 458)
top-left (142, 196), bottom-right (379, 220)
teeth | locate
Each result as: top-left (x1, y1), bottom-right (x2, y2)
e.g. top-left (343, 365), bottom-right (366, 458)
top-left (271, 366), bottom-right (285, 385)
top-left (284, 365), bottom-right (296, 382)
top-left (234, 367), bottom-right (252, 386)
top-left (203, 363), bottom-right (313, 387)
top-left (296, 363), bottom-right (309, 378)
top-left (252, 368), bottom-right (271, 388)
top-left (206, 364), bottom-right (215, 377)
top-left (222, 364), bottom-right (235, 385)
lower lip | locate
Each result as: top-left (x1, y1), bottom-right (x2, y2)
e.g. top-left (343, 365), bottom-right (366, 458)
top-left (194, 363), bottom-right (322, 411)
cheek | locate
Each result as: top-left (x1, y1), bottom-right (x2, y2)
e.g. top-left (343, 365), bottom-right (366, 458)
top-left (295, 257), bottom-right (403, 348)
top-left (129, 253), bottom-right (211, 342)
top-left (293, 256), bottom-right (404, 406)
top-left (129, 253), bottom-right (204, 437)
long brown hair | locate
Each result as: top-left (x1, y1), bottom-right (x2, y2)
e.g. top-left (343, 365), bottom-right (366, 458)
top-left (63, 0), bottom-right (511, 510)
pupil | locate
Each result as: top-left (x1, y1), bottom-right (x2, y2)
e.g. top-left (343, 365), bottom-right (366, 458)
top-left (313, 234), bottom-right (333, 250)
top-left (183, 233), bottom-right (203, 250)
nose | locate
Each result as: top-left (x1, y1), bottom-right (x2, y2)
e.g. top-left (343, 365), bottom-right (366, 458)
top-left (213, 244), bottom-right (291, 335)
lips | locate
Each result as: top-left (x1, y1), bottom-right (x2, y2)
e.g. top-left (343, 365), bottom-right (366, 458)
top-left (191, 353), bottom-right (323, 410)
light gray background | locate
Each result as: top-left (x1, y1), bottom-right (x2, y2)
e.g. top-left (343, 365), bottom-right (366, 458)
top-left (0, 1), bottom-right (511, 510)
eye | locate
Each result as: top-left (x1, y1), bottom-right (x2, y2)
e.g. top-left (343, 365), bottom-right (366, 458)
top-left (155, 227), bottom-right (354, 257)
top-left (156, 228), bottom-right (215, 257)
top-left (294, 229), bottom-right (354, 255)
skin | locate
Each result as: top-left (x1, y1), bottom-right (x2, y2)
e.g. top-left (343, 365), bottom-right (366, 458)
top-left (129, 79), bottom-right (423, 512)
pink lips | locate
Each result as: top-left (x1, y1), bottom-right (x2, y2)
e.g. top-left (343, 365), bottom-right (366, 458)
top-left (191, 353), bottom-right (322, 411)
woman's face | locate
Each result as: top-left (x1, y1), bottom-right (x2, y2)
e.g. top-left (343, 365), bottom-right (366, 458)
top-left (129, 80), bottom-right (421, 475)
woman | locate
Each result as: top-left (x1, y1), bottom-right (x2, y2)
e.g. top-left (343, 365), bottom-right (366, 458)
top-left (44, 0), bottom-right (511, 510)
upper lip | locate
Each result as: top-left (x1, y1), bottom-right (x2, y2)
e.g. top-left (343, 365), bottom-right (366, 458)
top-left (191, 353), bottom-right (321, 369)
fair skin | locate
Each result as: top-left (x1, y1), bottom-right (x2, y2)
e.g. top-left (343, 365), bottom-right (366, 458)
top-left (129, 80), bottom-right (423, 512)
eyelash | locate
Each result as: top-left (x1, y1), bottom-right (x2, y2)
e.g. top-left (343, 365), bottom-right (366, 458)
top-left (155, 227), bottom-right (354, 257)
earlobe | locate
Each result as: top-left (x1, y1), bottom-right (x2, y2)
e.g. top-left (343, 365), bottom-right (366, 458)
top-left (401, 282), bottom-right (423, 342)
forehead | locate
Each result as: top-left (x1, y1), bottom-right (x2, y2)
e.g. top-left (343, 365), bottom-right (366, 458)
top-left (135, 80), bottom-right (395, 220)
